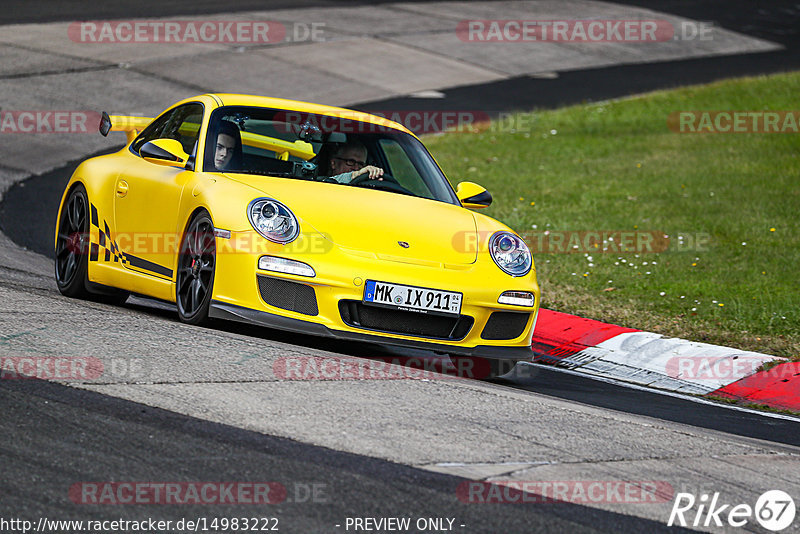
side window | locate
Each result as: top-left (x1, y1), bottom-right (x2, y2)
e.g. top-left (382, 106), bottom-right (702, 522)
top-left (131, 103), bottom-right (204, 156)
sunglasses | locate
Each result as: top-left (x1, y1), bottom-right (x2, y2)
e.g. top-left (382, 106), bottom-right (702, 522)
top-left (333, 156), bottom-right (366, 168)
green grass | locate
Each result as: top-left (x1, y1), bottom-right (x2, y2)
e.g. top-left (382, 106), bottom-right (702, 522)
top-left (705, 395), bottom-right (800, 417)
top-left (426, 71), bottom-right (800, 360)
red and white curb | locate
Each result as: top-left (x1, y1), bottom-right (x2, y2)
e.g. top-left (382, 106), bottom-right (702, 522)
top-left (530, 310), bottom-right (800, 412)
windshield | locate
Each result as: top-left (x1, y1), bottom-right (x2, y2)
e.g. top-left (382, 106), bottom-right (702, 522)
top-left (203, 106), bottom-right (459, 204)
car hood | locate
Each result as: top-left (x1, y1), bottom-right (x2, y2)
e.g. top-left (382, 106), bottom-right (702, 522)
top-left (224, 175), bottom-right (478, 265)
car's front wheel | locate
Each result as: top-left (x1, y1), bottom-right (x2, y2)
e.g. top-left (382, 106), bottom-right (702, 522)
top-left (55, 184), bottom-right (91, 298)
top-left (176, 211), bottom-right (216, 325)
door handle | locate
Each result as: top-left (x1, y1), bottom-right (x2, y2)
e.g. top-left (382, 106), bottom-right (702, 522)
top-left (116, 180), bottom-right (129, 197)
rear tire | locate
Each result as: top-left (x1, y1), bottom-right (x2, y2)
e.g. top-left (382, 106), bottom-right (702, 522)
top-left (55, 185), bottom-right (91, 298)
top-left (176, 211), bottom-right (216, 325)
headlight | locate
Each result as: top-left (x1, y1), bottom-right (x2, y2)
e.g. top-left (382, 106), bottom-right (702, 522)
top-left (248, 198), bottom-right (299, 244)
top-left (489, 231), bottom-right (532, 276)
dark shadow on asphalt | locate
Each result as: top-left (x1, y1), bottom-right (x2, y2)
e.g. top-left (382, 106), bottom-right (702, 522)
top-left (0, 378), bottom-right (695, 533)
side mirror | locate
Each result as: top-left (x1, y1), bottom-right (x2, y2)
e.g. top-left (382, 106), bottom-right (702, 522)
top-left (456, 181), bottom-right (492, 209)
top-left (140, 139), bottom-right (190, 167)
top-left (99, 111), bottom-right (112, 137)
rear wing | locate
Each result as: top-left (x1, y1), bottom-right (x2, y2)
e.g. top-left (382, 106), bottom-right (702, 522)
top-left (240, 131), bottom-right (316, 161)
top-left (99, 111), bottom-right (153, 143)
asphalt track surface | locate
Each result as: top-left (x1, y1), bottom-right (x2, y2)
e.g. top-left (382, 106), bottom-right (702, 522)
top-left (2, 1), bottom-right (800, 532)
top-left (5, 379), bottom-right (697, 534)
top-left (355, 0), bottom-right (800, 114)
top-left (3, 1), bottom-right (799, 115)
top-left (3, 156), bottom-right (800, 450)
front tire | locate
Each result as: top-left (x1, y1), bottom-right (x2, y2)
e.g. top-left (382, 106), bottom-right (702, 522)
top-left (55, 184), bottom-right (91, 298)
top-left (176, 211), bottom-right (216, 325)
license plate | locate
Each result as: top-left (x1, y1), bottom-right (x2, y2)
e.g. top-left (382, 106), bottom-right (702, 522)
top-left (363, 280), bottom-right (462, 316)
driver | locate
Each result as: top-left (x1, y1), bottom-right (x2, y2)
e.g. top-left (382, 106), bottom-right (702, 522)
top-left (328, 140), bottom-right (384, 183)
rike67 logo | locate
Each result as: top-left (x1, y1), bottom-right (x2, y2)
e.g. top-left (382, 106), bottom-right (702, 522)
top-left (668, 490), bottom-right (796, 531)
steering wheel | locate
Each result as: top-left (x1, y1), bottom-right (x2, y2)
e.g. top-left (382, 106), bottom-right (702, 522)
top-left (351, 177), bottom-right (414, 196)
top-left (349, 172), bottom-right (389, 186)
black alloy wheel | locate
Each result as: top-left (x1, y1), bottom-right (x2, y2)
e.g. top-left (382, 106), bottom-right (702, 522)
top-left (55, 184), bottom-right (91, 298)
top-left (176, 212), bottom-right (216, 325)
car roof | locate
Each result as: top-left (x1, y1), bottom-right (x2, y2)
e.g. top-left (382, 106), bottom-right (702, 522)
top-left (202, 93), bottom-right (413, 136)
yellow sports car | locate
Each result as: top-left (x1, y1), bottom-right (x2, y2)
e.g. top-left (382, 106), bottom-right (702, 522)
top-left (54, 94), bottom-right (539, 377)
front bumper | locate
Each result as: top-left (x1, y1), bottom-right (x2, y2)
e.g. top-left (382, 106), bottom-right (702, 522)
top-left (209, 301), bottom-right (534, 361)
top-left (211, 229), bottom-right (539, 359)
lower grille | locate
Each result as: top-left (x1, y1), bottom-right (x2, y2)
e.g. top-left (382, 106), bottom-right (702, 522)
top-left (339, 300), bottom-right (473, 340)
top-left (480, 311), bottom-right (530, 340)
top-left (257, 275), bottom-right (318, 316)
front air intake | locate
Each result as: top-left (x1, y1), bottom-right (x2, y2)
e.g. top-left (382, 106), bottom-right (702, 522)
top-left (339, 300), bottom-right (473, 340)
top-left (257, 275), bottom-right (318, 316)
top-left (480, 312), bottom-right (530, 340)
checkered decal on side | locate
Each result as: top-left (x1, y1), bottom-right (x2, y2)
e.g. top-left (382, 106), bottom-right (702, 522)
top-left (89, 204), bottom-right (127, 265)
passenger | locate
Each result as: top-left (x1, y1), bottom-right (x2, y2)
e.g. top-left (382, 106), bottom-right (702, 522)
top-left (327, 140), bottom-right (384, 183)
top-left (212, 120), bottom-right (243, 171)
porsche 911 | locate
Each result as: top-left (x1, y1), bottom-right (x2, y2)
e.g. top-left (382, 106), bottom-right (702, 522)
top-left (54, 94), bottom-right (539, 377)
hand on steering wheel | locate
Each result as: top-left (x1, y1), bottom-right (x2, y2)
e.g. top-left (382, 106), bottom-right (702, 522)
top-left (349, 165), bottom-right (385, 185)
